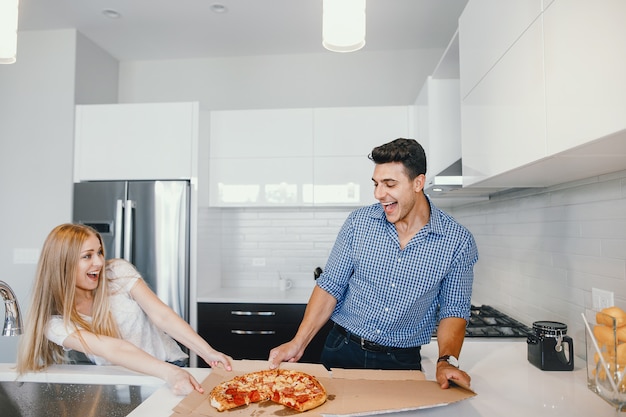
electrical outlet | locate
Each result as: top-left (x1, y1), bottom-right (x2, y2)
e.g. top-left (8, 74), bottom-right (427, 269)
top-left (592, 288), bottom-right (614, 310)
top-left (252, 257), bottom-right (266, 267)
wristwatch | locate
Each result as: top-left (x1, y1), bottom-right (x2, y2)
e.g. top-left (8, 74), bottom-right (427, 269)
top-left (437, 355), bottom-right (459, 368)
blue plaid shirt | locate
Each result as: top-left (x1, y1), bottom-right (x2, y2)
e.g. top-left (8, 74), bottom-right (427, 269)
top-left (316, 196), bottom-right (478, 348)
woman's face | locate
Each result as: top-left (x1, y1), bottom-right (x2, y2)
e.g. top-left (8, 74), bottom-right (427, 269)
top-left (75, 233), bottom-right (104, 293)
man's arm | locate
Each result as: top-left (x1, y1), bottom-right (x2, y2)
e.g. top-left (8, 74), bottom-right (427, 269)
top-left (268, 286), bottom-right (337, 368)
top-left (435, 317), bottom-right (471, 388)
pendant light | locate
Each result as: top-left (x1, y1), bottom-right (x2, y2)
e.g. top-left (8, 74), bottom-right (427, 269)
top-left (0, 0), bottom-right (19, 64)
top-left (322, 0), bottom-right (366, 53)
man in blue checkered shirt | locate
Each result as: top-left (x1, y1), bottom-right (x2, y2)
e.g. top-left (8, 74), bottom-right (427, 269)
top-left (269, 138), bottom-right (478, 389)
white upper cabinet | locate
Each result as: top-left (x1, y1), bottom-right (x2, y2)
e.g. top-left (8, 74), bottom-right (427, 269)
top-left (210, 109), bottom-right (313, 158)
top-left (459, 0), bottom-right (626, 189)
top-left (313, 106), bottom-right (411, 157)
top-left (459, 0), bottom-right (543, 99)
top-left (461, 19), bottom-right (546, 187)
top-left (208, 109), bottom-right (314, 207)
top-left (543, 0), bottom-right (626, 154)
top-left (208, 106), bottom-right (412, 207)
top-left (312, 106), bottom-right (412, 206)
top-left (74, 102), bottom-right (198, 182)
top-left (415, 77), bottom-right (461, 180)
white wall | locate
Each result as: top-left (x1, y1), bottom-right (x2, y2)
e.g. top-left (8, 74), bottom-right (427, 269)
top-left (118, 49), bottom-right (443, 109)
top-left (0, 29), bottom-right (118, 362)
top-left (447, 170), bottom-right (626, 357)
top-left (0, 30), bottom-right (78, 361)
top-left (75, 32), bottom-right (119, 105)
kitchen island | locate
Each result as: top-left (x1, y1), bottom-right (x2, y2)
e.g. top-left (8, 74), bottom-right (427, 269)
top-left (0, 340), bottom-right (617, 416)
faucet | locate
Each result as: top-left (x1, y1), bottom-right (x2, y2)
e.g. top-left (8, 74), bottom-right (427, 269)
top-left (0, 280), bottom-right (22, 336)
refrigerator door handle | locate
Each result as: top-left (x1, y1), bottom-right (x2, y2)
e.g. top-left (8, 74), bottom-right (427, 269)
top-left (114, 199), bottom-right (124, 258)
top-left (123, 199), bottom-right (135, 262)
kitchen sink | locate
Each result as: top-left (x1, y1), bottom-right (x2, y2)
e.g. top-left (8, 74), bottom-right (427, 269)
top-left (0, 380), bottom-right (158, 417)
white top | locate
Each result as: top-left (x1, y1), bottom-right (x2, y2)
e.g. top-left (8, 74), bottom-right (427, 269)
top-left (46, 258), bottom-right (188, 365)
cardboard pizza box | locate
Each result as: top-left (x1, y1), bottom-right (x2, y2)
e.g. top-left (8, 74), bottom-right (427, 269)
top-left (170, 360), bottom-right (476, 417)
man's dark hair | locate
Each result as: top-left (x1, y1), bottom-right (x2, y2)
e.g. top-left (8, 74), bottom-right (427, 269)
top-left (368, 138), bottom-right (427, 179)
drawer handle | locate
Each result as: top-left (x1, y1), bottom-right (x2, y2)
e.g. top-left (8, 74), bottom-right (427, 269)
top-left (230, 310), bottom-right (276, 316)
top-left (231, 330), bottom-right (276, 335)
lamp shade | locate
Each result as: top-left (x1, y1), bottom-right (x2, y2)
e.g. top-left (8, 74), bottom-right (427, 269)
top-left (322, 0), bottom-right (366, 53)
top-left (0, 0), bottom-right (19, 64)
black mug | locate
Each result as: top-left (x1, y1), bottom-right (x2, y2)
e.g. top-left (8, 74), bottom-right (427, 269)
top-left (527, 321), bottom-right (574, 371)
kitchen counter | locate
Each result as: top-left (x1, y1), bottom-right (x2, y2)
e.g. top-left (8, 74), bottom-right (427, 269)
top-left (197, 286), bottom-right (315, 304)
top-left (0, 340), bottom-right (618, 416)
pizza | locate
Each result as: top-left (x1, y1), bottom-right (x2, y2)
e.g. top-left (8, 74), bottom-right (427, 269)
top-left (209, 368), bottom-right (327, 412)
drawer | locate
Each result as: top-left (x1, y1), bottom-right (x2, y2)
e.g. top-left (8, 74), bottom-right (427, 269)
top-left (196, 303), bottom-right (332, 366)
top-left (198, 303), bottom-right (305, 326)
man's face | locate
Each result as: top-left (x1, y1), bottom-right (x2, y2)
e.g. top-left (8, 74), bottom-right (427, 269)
top-left (372, 162), bottom-right (424, 224)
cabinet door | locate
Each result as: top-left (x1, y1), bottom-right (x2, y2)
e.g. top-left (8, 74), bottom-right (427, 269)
top-left (210, 109), bottom-right (313, 158)
top-left (208, 157), bottom-right (314, 206)
top-left (196, 303), bottom-right (331, 365)
top-left (312, 156), bottom-right (377, 206)
top-left (416, 78), bottom-right (461, 179)
top-left (459, 0), bottom-right (543, 98)
top-left (461, 19), bottom-right (546, 186)
top-left (543, 0), bottom-right (626, 154)
top-left (313, 106), bottom-right (411, 157)
top-left (74, 102), bottom-right (197, 181)
top-left (312, 106), bottom-right (410, 206)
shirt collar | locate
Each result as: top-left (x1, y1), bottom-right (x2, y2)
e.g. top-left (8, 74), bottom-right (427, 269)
top-left (369, 194), bottom-right (446, 236)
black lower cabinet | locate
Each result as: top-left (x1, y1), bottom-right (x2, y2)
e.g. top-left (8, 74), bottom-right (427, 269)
top-left (197, 303), bottom-right (332, 367)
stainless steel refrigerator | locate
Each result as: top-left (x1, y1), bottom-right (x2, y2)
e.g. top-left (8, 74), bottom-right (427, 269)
top-left (72, 180), bottom-right (190, 321)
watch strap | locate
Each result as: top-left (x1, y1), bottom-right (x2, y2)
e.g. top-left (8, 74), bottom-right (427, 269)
top-left (437, 355), bottom-right (459, 367)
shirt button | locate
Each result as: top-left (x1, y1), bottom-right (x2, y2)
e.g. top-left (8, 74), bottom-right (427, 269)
top-left (391, 283), bottom-right (396, 288)
top-left (384, 307), bottom-right (389, 312)
top-left (376, 329), bottom-right (381, 334)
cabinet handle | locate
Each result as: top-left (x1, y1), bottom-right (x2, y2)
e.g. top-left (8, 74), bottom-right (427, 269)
top-left (230, 310), bottom-right (276, 316)
top-left (231, 330), bottom-right (276, 335)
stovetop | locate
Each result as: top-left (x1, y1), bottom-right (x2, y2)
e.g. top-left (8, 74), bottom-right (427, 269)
top-left (432, 304), bottom-right (533, 338)
top-left (464, 305), bottom-right (533, 338)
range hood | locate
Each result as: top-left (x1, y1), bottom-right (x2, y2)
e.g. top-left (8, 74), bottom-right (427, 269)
top-left (425, 159), bottom-right (463, 194)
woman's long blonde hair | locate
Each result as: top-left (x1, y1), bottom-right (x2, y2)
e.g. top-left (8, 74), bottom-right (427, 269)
top-left (16, 223), bottom-right (120, 373)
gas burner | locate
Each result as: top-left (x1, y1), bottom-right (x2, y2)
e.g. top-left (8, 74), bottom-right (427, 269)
top-left (435, 305), bottom-right (533, 338)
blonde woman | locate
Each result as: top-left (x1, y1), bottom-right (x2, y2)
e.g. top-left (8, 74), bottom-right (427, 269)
top-left (17, 223), bottom-right (232, 395)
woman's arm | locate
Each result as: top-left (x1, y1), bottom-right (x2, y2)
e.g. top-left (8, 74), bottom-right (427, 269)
top-left (62, 330), bottom-right (203, 395)
top-left (130, 279), bottom-right (232, 370)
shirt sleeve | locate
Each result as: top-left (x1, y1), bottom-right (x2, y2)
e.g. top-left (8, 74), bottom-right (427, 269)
top-left (45, 316), bottom-right (80, 350)
top-left (437, 231), bottom-right (479, 322)
top-left (316, 213), bottom-right (355, 301)
top-left (106, 258), bottom-right (141, 293)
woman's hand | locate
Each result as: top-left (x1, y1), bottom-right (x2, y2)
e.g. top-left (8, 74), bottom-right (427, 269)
top-left (199, 349), bottom-right (233, 371)
top-left (165, 366), bottom-right (204, 396)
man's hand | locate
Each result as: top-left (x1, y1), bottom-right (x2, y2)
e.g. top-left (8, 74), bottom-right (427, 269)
top-left (436, 362), bottom-right (471, 389)
top-left (268, 340), bottom-right (304, 369)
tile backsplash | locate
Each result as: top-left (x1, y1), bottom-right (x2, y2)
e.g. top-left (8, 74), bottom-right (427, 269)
top-left (198, 170), bottom-right (626, 358)
top-left (197, 206), bottom-right (352, 292)
top-left (448, 169), bottom-right (626, 357)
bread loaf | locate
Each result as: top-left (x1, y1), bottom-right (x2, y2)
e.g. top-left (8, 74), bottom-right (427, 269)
top-left (596, 306), bottom-right (626, 328)
top-left (594, 324), bottom-right (618, 347)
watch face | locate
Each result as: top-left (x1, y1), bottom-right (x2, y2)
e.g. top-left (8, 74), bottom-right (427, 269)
top-left (448, 355), bottom-right (459, 367)
top-left (438, 355), bottom-right (459, 367)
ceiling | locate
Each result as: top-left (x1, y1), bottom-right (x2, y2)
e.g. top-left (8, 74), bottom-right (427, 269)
top-left (17, 0), bottom-right (468, 61)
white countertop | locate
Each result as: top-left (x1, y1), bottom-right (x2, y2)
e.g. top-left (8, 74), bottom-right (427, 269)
top-left (1, 340), bottom-right (619, 416)
top-left (196, 286), bottom-right (315, 304)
